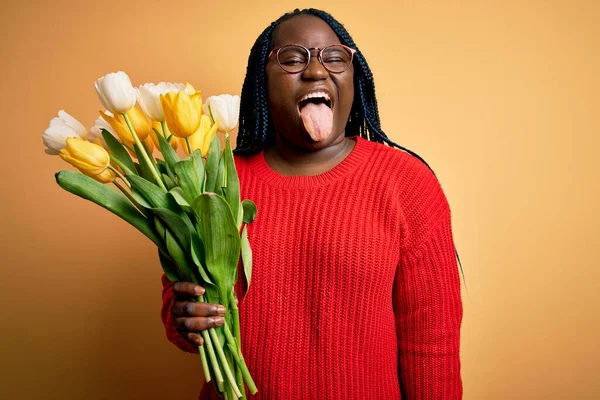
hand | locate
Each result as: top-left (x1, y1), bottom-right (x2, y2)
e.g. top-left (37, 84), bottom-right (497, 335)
top-left (171, 281), bottom-right (226, 347)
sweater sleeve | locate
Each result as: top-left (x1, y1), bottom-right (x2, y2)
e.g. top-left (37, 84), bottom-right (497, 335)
top-left (392, 165), bottom-right (463, 399)
top-left (161, 274), bottom-right (199, 354)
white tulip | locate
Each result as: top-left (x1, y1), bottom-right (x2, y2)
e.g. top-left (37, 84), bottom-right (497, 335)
top-left (88, 111), bottom-right (117, 146)
top-left (136, 82), bottom-right (186, 121)
top-left (42, 110), bottom-right (87, 155)
top-left (94, 71), bottom-right (137, 114)
top-left (204, 94), bottom-right (241, 133)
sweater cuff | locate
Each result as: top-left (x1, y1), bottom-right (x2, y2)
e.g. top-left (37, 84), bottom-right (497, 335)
top-left (161, 274), bottom-right (198, 354)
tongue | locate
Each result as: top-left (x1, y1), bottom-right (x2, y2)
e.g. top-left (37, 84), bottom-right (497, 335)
top-left (300, 102), bottom-right (333, 142)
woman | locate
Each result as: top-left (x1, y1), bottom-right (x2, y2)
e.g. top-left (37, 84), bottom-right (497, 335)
top-left (161, 8), bottom-right (463, 399)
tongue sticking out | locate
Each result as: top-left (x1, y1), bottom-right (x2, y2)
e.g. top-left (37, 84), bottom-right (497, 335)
top-left (300, 102), bottom-right (333, 142)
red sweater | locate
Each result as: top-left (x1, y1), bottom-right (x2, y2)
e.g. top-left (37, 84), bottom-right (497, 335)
top-left (161, 135), bottom-right (463, 399)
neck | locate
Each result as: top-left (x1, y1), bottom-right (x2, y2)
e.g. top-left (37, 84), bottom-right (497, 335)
top-left (264, 134), bottom-right (355, 176)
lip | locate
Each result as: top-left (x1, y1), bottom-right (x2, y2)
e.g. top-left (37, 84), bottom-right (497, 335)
top-left (296, 86), bottom-right (335, 111)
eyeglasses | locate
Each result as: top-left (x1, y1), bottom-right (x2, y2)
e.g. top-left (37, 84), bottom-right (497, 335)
top-left (268, 44), bottom-right (356, 74)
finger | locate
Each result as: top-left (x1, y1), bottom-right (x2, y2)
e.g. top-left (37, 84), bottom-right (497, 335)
top-left (187, 332), bottom-right (204, 346)
top-left (173, 281), bottom-right (205, 298)
top-left (175, 316), bottom-right (225, 332)
top-left (172, 301), bottom-right (226, 318)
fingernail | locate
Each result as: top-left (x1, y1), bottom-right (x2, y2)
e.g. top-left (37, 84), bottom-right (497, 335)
top-left (194, 286), bottom-right (205, 295)
top-left (217, 305), bottom-right (226, 316)
top-left (214, 317), bottom-right (225, 326)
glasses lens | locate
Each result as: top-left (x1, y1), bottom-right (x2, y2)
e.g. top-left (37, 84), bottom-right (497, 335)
top-left (322, 45), bottom-right (353, 73)
top-left (277, 46), bottom-right (309, 73)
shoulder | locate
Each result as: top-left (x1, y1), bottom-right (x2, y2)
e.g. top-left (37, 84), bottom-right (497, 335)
top-left (363, 138), bottom-right (452, 250)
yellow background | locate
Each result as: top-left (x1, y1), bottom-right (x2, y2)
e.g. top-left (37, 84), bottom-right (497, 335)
top-left (1, 0), bottom-right (598, 398)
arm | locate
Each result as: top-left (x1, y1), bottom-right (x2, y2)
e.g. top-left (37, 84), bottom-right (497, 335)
top-left (393, 181), bottom-right (463, 399)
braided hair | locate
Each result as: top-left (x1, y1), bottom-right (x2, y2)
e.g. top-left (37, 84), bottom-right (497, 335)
top-left (235, 8), bottom-right (434, 173)
top-left (235, 8), bottom-right (464, 281)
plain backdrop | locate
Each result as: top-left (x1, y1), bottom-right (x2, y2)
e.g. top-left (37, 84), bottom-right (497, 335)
top-left (1, 0), bottom-right (599, 399)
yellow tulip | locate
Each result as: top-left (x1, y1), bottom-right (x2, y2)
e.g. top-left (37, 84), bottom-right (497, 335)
top-left (59, 137), bottom-right (116, 183)
top-left (183, 114), bottom-right (220, 157)
top-left (101, 107), bottom-right (151, 145)
top-left (160, 90), bottom-right (203, 138)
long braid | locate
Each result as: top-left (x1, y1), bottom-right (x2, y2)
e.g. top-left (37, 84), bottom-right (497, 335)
top-left (234, 8), bottom-right (464, 281)
top-left (235, 8), bottom-right (434, 174)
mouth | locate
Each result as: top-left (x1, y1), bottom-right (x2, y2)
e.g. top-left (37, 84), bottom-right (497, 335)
top-left (297, 91), bottom-right (332, 112)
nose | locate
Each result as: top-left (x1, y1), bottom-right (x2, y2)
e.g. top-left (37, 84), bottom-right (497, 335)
top-left (301, 53), bottom-right (329, 81)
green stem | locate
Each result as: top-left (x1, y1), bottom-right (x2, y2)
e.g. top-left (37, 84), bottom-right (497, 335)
top-left (122, 113), bottom-right (167, 191)
top-left (230, 291), bottom-right (244, 398)
top-left (209, 328), bottom-right (242, 398)
top-left (223, 323), bottom-right (257, 394)
top-left (109, 155), bottom-right (134, 175)
top-left (160, 120), bottom-right (168, 137)
top-left (112, 180), bottom-right (151, 219)
top-left (141, 140), bottom-right (161, 177)
top-left (185, 137), bottom-right (193, 154)
top-left (201, 329), bottom-right (223, 391)
top-left (198, 345), bottom-right (211, 383)
top-left (107, 165), bottom-right (130, 187)
top-left (223, 133), bottom-right (230, 188)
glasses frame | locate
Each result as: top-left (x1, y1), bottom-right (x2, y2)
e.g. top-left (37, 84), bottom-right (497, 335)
top-left (268, 44), bottom-right (357, 74)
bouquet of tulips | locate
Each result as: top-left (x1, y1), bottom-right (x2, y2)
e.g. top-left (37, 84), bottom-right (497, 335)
top-left (42, 71), bottom-right (257, 399)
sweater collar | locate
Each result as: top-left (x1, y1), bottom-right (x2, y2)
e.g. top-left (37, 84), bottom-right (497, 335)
top-left (246, 135), bottom-right (374, 188)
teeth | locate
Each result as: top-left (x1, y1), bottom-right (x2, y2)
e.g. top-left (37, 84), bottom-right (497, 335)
top-left (300, 91), bottom-right (331, 103)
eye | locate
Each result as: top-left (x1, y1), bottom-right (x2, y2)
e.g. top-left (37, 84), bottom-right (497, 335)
top-left (323, 57), bottom-right (345, 64)
top-left (281, 58), bottom-right (305, 65)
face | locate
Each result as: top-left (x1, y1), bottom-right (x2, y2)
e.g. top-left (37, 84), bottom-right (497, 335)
top-left (266, 15), bottom-right (355, 150)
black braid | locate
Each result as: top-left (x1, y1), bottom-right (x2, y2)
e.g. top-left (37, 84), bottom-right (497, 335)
top-left (234, 8), bottom-right (435, 175)
top-left (234, 8), bottom-right (465, 282)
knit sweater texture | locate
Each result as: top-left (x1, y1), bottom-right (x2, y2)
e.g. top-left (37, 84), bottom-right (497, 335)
top-left (161, 135), bottom-right (463, 399)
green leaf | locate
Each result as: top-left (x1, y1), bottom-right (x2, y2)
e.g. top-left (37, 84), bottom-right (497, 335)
top-left (55, 171), bottom-right (161, 246)
top-left (192, 193), bottom-right (240, 309)
top-left (191, 232), bottom-right (213, 285)
top-left (155, 127), bottom-right (180, 169)
top-left (164, 227), bottom-right (195, 283)
top-left (240, 224), bottom-right (252, 292)
top-left (158, 247), bottom-right (180, 282)
top-left (169, 187), bottom-right (191, 211)
top-left (173, 160), bottom-right (202, 204)
top-left (205, 135), bottom-right (221, 193)
top-left (215, 154), bottom-right (225, 194)
top-left (128, 174), bottom-right (176, 210)
top-left (134, 143), bottom-right (155, 182)
top-left (156, 158), bottom-right (168, 175)
top-left (142, 140), bottom-right (160, 176)
top-left (162, 174), bottom-right (176, 190)
top-left (241, 200), bottom-right (257, 224)
top-left (101, 129), bottom-right (136, 175)
top-left (191, 150), bottom-right (206, 192)
top-left (223, 135), bottom-right (240, 228)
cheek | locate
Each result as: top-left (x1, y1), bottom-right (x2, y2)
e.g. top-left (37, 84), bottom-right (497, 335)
top-left (335, 73), bottom-right (355, 119)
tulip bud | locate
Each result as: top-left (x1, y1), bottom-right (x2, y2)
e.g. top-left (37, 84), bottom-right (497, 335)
top-left (183, 114), bottom-right (220, 157)
top-left (89, 112), bottom-right (118, 148)
top-left (160, 90), bottom-right (203, 138)
top-left (101, 107), bottom-right (151, 145)
top-left (94, 71), bottom-right (137, 114)
top-left (59, 138), bottom-right (116, 183)
top-left (42, 110), bottom-right (87, 155)
top-left (204, 94), bottom-right (240, 133)
top-left (137, 82), bottom-right (186, 121)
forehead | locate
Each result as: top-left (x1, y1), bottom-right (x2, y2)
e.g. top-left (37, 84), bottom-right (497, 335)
top-left (271, 15), bottom-right (341, 48)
